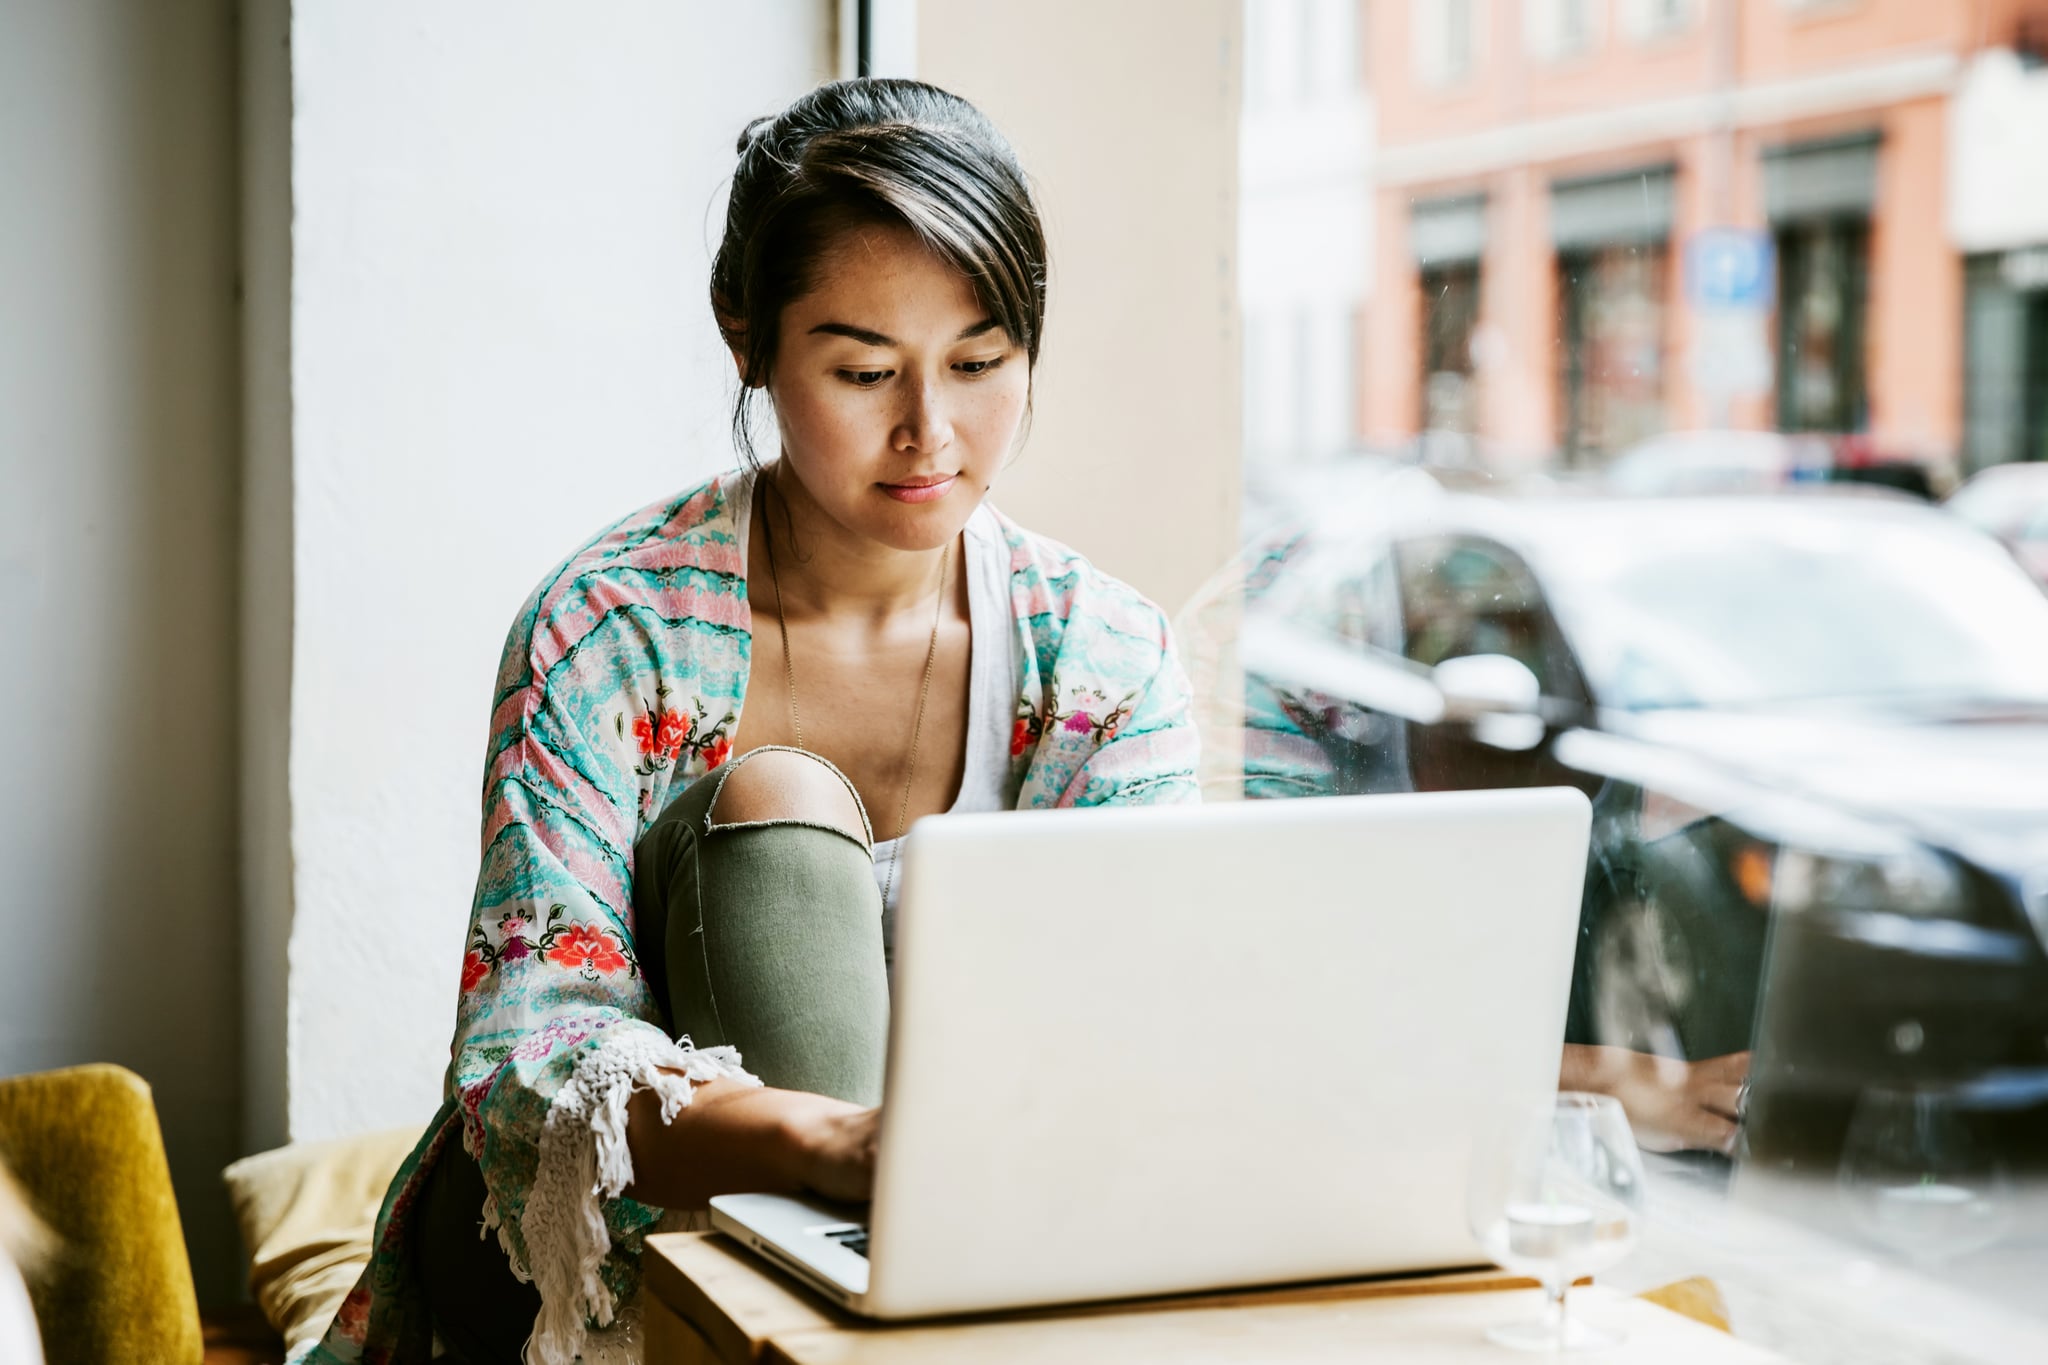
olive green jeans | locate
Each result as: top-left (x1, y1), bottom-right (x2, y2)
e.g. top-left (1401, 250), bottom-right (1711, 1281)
top-left (419, 747), bottom-right (890, 1362)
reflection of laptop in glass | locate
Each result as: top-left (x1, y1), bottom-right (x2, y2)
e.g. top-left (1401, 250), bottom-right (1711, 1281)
top-left (711, 787), bottom-right (1592, 1319)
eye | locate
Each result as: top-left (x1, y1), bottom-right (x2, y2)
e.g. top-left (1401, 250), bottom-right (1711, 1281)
top-left (955, 356), bottom-right (1006, 377)
top-left (839, 369), bottom-right (893, 388)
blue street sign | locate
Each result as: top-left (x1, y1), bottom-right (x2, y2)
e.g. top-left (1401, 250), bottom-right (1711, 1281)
top-left (1687, 228), bottom-right (1774, 310)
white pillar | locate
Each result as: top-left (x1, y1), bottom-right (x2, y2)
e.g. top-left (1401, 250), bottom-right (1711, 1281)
top-left (244, 0), bottom-right (835, 1143)
top-left (918, 0), bottom-right (1243, 615)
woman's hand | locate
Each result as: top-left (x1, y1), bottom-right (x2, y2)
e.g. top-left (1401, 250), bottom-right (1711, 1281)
top-left (784, 1102), bottom-right (882, 1203)
top-left (1560, 1044), bottom-right (1749, 1154)
top-left (623, 1080), bottom-right (878, 1208)
top-left (1618, 1050), bottom-right (1748, 1155)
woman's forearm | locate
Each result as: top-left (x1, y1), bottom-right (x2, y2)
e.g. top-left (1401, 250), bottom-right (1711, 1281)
top-left (1561, 1043), bottom-right (1674, 1095)
top-left (1560, 1043), bottom-right (1747, 1154)
top-left (621, 1076), bottom-right (865, 1209)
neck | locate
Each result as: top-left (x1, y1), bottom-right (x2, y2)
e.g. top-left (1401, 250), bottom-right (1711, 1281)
top-left (756, 462), bottom-right (954, 622)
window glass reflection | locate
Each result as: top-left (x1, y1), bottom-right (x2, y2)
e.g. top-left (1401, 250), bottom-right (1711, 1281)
top-left (1229, 1), bottom-right (2048, 1351)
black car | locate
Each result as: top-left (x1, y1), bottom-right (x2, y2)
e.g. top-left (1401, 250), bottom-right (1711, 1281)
top-left (1208, 484), bottom-right (2048, 1166)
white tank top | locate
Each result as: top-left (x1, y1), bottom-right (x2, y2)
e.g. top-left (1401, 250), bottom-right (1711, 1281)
top-left (870, 502), bottom-right (1017, 961)
top-left (730, 475), bottom-right (1018, 961)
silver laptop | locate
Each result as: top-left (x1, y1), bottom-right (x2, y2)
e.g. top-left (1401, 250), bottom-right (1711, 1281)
top-left (710, 787), bottom-right (1591, 1319)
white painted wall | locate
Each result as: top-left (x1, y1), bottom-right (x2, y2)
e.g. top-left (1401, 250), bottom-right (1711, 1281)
top-left (270, 0), bottom-right (835, 1141)
top-left (0, 0), bottom-right (244, 1304)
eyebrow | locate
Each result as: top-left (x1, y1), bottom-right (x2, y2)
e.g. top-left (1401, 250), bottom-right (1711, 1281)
top-left (808, 318), bottom-right (1004, 346)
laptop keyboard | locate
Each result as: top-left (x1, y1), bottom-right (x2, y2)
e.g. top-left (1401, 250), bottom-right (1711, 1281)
top-left (820, 1225), bottom-right (869, 1258)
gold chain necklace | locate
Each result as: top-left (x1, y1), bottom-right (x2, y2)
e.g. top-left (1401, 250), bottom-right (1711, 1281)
top-left (762, 519), bottom-right (950, 910)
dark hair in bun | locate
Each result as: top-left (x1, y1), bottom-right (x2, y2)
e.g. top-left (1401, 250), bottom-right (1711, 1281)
top-left (710, 79), bottom-right (1047, 465)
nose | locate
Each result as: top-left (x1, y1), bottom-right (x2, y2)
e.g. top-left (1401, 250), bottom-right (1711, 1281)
top-left (891, 375), bottom-right (954, 456)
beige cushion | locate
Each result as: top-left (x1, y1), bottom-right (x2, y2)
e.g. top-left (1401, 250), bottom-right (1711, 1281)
top-left (222, 1128), bottom-right (420, 1354)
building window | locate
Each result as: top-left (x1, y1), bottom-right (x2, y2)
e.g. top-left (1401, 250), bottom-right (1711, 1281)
top-left (1527, 0), bottom-right (1603, 62)
top-left (1420, 260), bottom-right (1483, 437)
top-left (1313, 0), bottom-right (1362, 100)
top-left (1549, 167), bottom-right (1674, 464)
top-left (1774, 225), bottom-right (1869, 434)
top-left (1415, 0), bottom-right (1483, 87)
top-left (1410, 192), bottom-right (1488, 440)
top-left (1446, 0), bottom-right (1475, 77)
top-left (1559, 245), bottom-right (1669, 464)
top-left (1961, 254), bottom-right (2048, 471)
top-left (1623, 0), bottom-right (1695, 42)
top-left (1764, 135), bottom-right (1876, 436)
top-left (1248, 0), bottom-right (1365, 110)
top-left (1559, 0), bottom-right (1593, 51)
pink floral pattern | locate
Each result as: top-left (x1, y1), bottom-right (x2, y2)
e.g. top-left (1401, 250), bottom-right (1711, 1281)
top-left (544, 922), bottom-right (630, 979)
top-left (464, 903), bottom-right (636, 987)
top-left (618, 688), bottom-right (734, 778)
top-left (334, 1286), bottom-right (369, 1337)
top-left (1031, 680), bottom-right (1138, 749)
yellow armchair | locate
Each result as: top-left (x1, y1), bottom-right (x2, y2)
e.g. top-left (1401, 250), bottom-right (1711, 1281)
top-left (0, 1063), bottom-right (204, 1365)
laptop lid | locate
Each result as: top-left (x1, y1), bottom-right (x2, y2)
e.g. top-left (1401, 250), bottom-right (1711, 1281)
top-left (862, 787), bottom-right (1591, 1318)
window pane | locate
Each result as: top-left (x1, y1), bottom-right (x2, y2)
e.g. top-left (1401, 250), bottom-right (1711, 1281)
top-left (1219, 3), bottom-right (2048, 1350)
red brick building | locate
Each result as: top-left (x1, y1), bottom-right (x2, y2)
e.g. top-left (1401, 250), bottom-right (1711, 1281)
top-left (1360, 0), bottom-right (2048, 473)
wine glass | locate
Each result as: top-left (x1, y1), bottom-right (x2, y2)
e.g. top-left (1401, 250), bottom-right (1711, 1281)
top-left (1468, 1091), bottom-right (1647, 1352)
top-left (1837, 1084), bottom-right (2013, 1266)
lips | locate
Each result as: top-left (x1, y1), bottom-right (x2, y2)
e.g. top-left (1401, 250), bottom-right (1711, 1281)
top-left (879, 473), bottom-right (958, 504)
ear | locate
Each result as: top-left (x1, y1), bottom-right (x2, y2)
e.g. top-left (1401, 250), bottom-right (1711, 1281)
top-left (724, 339), bottom-right (771, 392)
top-left (713, 296), bottom-right (766, 390)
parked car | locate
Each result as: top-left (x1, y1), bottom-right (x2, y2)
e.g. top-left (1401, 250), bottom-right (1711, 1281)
top-left (1605, 429), bottom-right (1940, 500)
top-left (1946, 461), bottom-right (2048, 589)
top-left (1207, 486), bottom-right (2048, 1167)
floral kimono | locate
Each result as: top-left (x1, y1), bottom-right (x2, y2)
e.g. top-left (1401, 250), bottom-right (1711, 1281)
top-left (306, 469), bottom-right (1199, 1364)
top-left (1173, 512), bottom-right (1429, 805)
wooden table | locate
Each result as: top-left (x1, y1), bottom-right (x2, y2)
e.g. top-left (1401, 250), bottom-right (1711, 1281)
top-left (641, 1232), bottom-right (1791, 1364)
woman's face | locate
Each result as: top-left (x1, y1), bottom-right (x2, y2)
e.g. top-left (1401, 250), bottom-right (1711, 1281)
top-left (763, 221), bottom-right (1029, 553)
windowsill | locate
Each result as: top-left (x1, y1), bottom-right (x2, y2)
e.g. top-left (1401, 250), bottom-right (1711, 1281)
top-left (1614, 1154), bottom-right (2048, 1363)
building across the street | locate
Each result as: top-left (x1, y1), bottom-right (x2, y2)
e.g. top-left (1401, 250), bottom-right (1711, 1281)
top-left (1347, 0), bottom-right (2048, 476)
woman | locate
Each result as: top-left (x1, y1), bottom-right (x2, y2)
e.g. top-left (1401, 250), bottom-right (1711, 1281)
top-left (308, 79), bottom-right (1198, 1365)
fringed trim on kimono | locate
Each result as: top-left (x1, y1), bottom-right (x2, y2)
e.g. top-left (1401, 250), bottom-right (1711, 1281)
top-left (495, 1032), bottom-right (757, 1365)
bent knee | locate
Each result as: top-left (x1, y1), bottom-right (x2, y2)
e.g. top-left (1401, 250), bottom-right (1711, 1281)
top-left (709, 748), bottom-right (870, 847)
